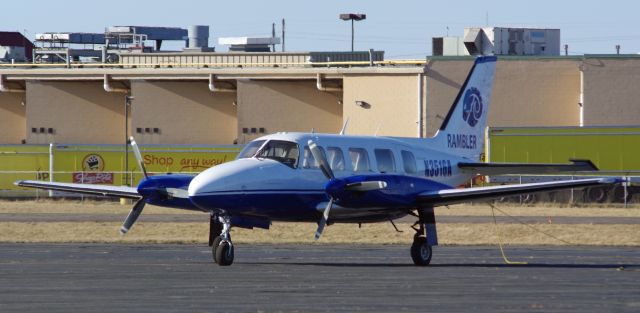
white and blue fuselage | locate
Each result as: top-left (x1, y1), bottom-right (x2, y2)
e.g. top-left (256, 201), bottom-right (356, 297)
top-left (187, 132), bottom-right (476, 223)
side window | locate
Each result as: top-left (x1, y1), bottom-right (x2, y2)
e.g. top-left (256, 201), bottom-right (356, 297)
top-left (401, 150), bottom-right (417, 174)
top-left (327, 147), bottom-right (345, 171)
top-left (302, 146), bottom-right (325, 169)
top-left (374, 149), bottom-right (396, 173)
top-left (348, 148), bottom-right (371, 172)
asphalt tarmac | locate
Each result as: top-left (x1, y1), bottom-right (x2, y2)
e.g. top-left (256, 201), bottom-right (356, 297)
top-left (0, 244), bottom-right (638, 313)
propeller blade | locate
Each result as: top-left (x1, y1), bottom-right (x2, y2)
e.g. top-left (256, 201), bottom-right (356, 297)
top-left (345, 181), bottom-right (388, 192)
top-left (129, 136), bottom-right (148, 179)
top-left (120, 198), bottom-right (146, 235)
top-left (307, 140), bottom-right (334, 180)
top-left (314, 197), bottom-right (333, 240)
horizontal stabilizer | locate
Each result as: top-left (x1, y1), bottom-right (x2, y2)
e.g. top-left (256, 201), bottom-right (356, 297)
top-left (417, 177), bottom-right (619, 207)
top-left (15, 180), bottom-right (141, 199)
top-left (458, 159), bottom-right (598, 175)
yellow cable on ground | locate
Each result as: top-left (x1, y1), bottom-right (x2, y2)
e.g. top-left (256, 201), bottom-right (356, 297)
top-left (490, 204), bottom-right (576, 245)
top-left (489, 203), bottom-right (528, 265)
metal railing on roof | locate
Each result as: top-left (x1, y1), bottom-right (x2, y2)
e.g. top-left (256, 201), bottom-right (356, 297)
top-left (0, 59), bottom-right (427, 69)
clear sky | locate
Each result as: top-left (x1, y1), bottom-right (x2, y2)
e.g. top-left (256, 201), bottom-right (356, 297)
top-left (2, 0), bottom-right (637, 58)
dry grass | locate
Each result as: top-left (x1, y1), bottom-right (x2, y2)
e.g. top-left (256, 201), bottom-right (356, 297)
top-left (1, 221), bottom-right (639, 246)
top-left (1, 200), bottom-right (639, 217)
top-left (1, 200), bottom-right (639, 246)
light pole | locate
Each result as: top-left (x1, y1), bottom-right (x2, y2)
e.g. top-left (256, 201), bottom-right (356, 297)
top-left (339, 13), bottom-right (366, 51)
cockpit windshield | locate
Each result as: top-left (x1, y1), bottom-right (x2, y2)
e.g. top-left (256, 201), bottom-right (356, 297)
top-left (237, 140), bottom-right (266, 159)
top-left (255, 140), bottom-right (300, 168)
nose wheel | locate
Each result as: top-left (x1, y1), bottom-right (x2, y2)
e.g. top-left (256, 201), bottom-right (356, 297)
top-left (210, 214), bottom-right (234, 266)
top-left (411, 235), bottom-right (432, 266)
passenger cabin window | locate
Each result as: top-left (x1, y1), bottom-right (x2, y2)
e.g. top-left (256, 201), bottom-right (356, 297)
top-left (237, 140), bottom-right (266, 159)
top-left (255, 140), bottom-right (299, 168)
top-left (348, 148), bottom-right (371, 172)
top-left (374, 149), bottom-right (396, 173)
top-left (401, 150), bottom-right (417, 174)
top-left (327, 147), bottom-right (345, 171)
top-left (302, 146), bottom-right (325, 169)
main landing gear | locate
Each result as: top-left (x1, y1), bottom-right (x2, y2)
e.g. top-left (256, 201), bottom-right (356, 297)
top-left (209, 213), bottom-right (234, 266)
top-left (410, 207), bottom-right (438, 266)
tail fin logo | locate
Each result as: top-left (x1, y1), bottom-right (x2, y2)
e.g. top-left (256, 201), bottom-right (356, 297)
top-left (462, 87), bottom-right (483, 127)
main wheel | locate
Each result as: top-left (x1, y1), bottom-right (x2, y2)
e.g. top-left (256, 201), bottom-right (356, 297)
top-left (410, 236), bottom-right (432, 266)
top-left (215, 241), bottom-right (234, 266)
top-left (211, 236), bottom-right (222, 263)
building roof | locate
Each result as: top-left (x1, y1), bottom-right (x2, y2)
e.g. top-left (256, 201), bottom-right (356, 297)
top-left (0, 32), bottom-right (34, 48)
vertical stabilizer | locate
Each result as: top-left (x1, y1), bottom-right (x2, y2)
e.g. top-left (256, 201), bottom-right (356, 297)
top-left (433, 56), bottom-right (497, 160)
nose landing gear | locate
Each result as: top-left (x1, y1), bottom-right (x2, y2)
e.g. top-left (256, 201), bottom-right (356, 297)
top-left (209, 213), bottom-right (234, 266)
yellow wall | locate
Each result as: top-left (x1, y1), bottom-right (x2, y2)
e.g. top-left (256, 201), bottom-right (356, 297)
top-left (236, 80), bottom-right (341, 143)
top-left (26, 81), bottom-right (126, 144)
top-left (343, 74), bottom-right (421, 137)
top-left (0, 93), bottom-right (26, 143)
top-left (582, 58), bottom-right (640, 125)
top-left (131, 81), bottom-right (237, 145)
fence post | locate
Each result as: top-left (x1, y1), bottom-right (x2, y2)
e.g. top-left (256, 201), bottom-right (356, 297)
top-left (49, 143), bottom-right (54, 197)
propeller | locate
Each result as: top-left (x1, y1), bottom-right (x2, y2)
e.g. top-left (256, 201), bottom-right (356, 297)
top-left (308, 139), bottom-right (334, 240)
top-left (119, 137), bottom-right (149, 235)
top-left (130, 136), bottom-right (148, 179)
top-left (308, 139), bottom-right (388, 240)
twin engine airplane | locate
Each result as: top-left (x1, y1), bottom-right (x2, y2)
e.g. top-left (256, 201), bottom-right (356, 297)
top-left (17, 56), bottom-right (618, 266)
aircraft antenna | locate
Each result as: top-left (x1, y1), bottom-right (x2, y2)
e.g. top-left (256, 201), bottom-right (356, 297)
top-left (374, 123), bottom-right (382, 136)
top-left (339, 118), bottom-right (349, 135)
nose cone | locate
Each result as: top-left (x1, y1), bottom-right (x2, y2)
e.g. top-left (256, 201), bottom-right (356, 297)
top-left (188, 159), bottom-right (258, 209)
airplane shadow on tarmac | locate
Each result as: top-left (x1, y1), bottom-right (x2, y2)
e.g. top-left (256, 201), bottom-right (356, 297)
top-left (237, 262), bottom-right (639, 269)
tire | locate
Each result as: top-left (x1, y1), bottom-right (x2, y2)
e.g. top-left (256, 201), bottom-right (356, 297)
top-left (586, 187), bottom-right (608, 203)
top-left (611, 186), bottom-right (632, 203)
top-left (211, 236), bottom-right (222, 263)
top-left (215, 241), bottom-right (234, 266)
top-left (520, 193), bottom-right (536, 205)
top-left (410, 237), bottom-right (432, 266)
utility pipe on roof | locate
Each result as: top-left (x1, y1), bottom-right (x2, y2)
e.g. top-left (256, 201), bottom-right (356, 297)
top-left (208, 74), bottom-right (236, 93)
top-left (0, 74), bottom-right (25, 93)
top-left (316, 74), bottom-right (342, 92)
top-left (103, 74), bottom-right (129, 93)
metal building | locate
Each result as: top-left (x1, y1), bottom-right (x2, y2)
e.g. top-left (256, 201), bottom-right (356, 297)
top-left (434, 27), bottom-right (560, 56)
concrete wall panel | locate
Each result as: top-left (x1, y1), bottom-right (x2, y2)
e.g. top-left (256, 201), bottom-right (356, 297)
top-left (0, 93), bottom-right (26, 143)
top-left (26, 81), bottom-right (125, 144)
top-left (343, 75), bottom-right (420, 137)
top-left (583, 58), bottom-right (640, 125)
top-left (131, 81), bottom-right (236, 145)
top-left (425, 60), bottom-right (474, 137)
top-left (425, 58), bottom-right (580, 137)
top-left (236, 80), bottom-right (341, 143)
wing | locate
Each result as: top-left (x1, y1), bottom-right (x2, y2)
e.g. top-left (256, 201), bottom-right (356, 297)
top-left (417, 177), bottom-right (618, 207)
top-left (15, 180), bottom-right (141, 199)
top-left (458, 159), bottom-right (597, 175)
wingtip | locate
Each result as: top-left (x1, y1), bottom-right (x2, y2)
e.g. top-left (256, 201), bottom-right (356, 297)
top-left (119, 227), bottom-right (129, 235)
